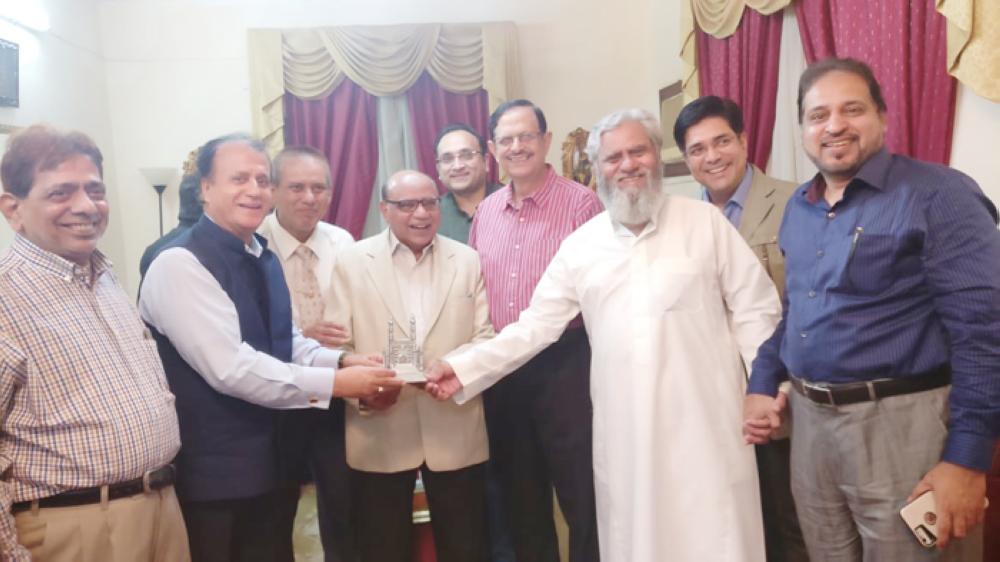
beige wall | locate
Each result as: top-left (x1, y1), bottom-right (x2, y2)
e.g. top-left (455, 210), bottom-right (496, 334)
top-left (96, 0), bottom-right (666, 295)
top-left (1, 0), bottom-right (998, 296)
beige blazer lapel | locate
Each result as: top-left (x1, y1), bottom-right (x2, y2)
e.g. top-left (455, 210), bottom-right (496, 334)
top-left (424, 237), bottom-right (457, 337)
top-left (365, 233), bottom-right (411, 338)
top-left (738, 165), bottom-right (778, 243)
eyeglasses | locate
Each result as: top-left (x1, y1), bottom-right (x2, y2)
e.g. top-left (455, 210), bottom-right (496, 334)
top-left (383, 197), bottom-right (441, 213)
top-left (436, 149), bottom-right (481, 166)
top-left (494, 131), bottom-right (543, 148)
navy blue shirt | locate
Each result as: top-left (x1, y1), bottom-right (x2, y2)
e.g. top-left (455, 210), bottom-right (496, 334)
top-left (749, 148), bottom-right (1000, 471)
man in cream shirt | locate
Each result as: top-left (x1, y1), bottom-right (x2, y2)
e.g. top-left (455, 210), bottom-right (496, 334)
top-left (330, 170), bottom-right (494, 562)
top-left (257, 146), bottom-right (356, 562)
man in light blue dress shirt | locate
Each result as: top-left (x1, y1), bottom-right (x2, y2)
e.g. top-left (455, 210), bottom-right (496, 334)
top-left (676, 96), bottom-right (804, 562)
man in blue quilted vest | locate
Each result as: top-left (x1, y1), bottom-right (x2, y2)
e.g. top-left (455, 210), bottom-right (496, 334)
top-left (139, 133), bottom-right (402, 562)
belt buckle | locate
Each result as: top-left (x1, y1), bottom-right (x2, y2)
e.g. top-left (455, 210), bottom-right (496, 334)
top-left (142, 465), bottom-right (171, 494)
top-left (803, 380), bottom-right (836, 406)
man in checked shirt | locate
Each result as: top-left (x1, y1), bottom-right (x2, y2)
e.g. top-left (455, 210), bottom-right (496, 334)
top-left (0, 125), bottom-right (189, 561)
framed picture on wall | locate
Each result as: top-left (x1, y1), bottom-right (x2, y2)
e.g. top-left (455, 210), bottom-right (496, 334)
top-left (0, 39), bottom-right (19, 108)
top-left (659, 81), bottom-right (689, 178)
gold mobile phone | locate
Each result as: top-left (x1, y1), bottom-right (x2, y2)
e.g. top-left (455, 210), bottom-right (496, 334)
top-left (899, 491), bottom-right (990, 548)
top-left (899, 491), bottom-right (938, 548)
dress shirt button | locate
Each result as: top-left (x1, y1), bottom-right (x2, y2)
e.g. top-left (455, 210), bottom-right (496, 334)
top-left (816, 250), bottom-right (824, 257)
top-left (309, 397), bottom-right (318, 405)
top-left (511, 272), bottom-right (517, 278)
top-left (808, 290), bottom-right (816, 298)
top-left (514, 245), bottom-right (521, 250)
top-left (508, 302), bottom-right (514, 308)
top-left (800, 332), bottom-right (808, 338)
top-left (827, 212), bottom-right (836, 219)
top-left (519, 217), bottom-right (525, 223)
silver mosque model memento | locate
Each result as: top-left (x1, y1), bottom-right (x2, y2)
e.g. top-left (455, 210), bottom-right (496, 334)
top-left (383, 316), bottom-right (425, 383)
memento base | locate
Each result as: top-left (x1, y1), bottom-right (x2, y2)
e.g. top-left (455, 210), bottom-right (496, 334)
top-left (394, 364), bottom-right (426, 384)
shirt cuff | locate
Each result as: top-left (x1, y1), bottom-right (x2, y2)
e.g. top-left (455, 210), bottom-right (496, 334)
top-left (310, 348), bottom-right (343, 370)
top-left (941, 430), bottom-right (995, 472)
top-left (296, 365), bottom-right (335, 409)
top-left (746, 371), bottom-right (782, 396)
top-left (449, 353), bottom-right (484, 405)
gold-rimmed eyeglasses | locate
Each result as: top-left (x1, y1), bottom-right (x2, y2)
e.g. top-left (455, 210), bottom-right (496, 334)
top-left (494, 131), bottom-right (543, 148)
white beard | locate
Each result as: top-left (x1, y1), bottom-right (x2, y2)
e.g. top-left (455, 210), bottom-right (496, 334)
top-left (598, 171), bottom-right (664, 228)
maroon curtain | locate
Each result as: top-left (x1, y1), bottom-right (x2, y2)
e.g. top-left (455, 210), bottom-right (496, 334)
top-left (283, 79), bottom-right (379, 239)
top-left (794, 0), bottom-right (956, 164)
top-left (696, 8), bottom-right (784, 170)
top-left (405, 72), bottom-right (496, 193)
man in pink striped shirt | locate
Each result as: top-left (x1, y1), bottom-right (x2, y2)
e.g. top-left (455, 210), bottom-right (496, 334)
top-left (468, 99), bottom-right (604, 562)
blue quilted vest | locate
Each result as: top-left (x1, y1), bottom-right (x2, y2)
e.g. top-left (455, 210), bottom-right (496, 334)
top-left (150, 216), bottom-right (293, 502)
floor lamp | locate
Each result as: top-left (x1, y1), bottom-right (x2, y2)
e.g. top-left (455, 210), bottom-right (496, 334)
top-left (140, 167), bottom-right (177, 237)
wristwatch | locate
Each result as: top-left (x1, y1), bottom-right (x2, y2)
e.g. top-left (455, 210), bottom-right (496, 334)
top-left (337, 353), bottom-right (346, 369)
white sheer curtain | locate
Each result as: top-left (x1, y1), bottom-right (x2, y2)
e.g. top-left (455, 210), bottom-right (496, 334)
top-left (767, 8), bottom-right (817, 185)
top-left (363, 95), bottom-right (421, 238)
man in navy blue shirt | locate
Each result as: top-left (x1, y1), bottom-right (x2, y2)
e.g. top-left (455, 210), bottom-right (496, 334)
top-left (744, 57), bottom-right (999, 561)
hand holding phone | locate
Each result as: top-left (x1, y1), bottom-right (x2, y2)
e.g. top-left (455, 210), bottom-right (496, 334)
top-left (900, 491), bottom-right (990, 549)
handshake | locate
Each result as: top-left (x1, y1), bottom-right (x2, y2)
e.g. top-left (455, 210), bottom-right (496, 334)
top-left (334, 355), bottom-right (464, 411)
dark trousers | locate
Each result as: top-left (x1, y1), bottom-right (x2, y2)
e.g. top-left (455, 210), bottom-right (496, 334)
top-left (181, 492), bottom-right (279, 562)
top-left (756, 439), bottom-right (810, 562)
top-left (352, 463), bottom-right (489, 562)
top-left (485, 328), bottom-right (599, 562)
top-left (274, 401), bottom-right (357, 562)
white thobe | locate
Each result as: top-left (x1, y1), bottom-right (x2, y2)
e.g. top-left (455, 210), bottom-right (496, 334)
top-left (449, 195), bottom-right (781, 562)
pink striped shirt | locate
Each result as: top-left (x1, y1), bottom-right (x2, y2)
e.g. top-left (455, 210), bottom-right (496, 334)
top-left (469, 165), bottom-right (603, 331)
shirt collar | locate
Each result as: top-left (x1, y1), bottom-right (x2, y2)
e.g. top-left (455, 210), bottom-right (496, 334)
top-left (267, 213), bottom-right (319, 260)
top-left (387, 229), bottom-right (435, 262)
top-left (503, 165), bottom-right (558, 209)
top-left (203, 213), bottom-right (266, 257)
top-left (443, 182), bottom-right (502, 218)
top-left (11, 234), bottom-right (112, 285)
top-left (700, 164), bottom-right (753, 211)
top-left (805, 147), bottom-right (891, 204)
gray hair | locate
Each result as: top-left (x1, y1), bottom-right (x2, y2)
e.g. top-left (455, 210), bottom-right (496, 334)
top-left (196, 133), bottom-right (268, 179)
top-left (585, 108), bottom-right (663, 165)
top-left (273, 145), bottom-right (332, 187)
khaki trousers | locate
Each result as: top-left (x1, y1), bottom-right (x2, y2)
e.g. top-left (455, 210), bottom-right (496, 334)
top-left (14, 484), bottom-right (190, 562)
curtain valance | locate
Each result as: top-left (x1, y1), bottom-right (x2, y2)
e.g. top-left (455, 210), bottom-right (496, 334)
top-left (692, 0), bottom-right (792, 39)
top-left (248, 22), bottom-right (521, 152)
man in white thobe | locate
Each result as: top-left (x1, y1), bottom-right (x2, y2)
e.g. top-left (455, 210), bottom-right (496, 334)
top-left (425, 108), bottom-right (782, 562)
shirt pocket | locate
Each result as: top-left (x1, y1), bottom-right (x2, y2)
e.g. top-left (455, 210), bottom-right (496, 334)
top-left (842, 233), bottom-right (901, 294)
top-left (649, 258), bottom-right (705, 312)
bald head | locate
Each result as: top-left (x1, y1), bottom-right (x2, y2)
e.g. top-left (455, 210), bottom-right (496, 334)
top-left (382, 170), bottom-right (436, 201)
top-left (379, 170), bottom-right (441, 256)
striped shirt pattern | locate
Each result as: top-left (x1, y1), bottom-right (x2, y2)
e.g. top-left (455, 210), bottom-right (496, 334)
top-left (469, 165), bottom-right (604, 331)
top-left (0, 236), bottom-right (181, 559)
top-left (749, 149), bottom-right (1000, 471)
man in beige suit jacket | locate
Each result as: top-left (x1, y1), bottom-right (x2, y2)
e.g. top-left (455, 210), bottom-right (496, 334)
top-left (675, 96), bottom-right (806, 562)
top-left (329, 170), bottom-right (494, 562)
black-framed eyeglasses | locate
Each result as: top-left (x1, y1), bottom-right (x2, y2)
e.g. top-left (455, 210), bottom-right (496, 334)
top-left (436, 150), bottom-right (481, 166)
top-left (383, 197), bottom-right (441, 213)
top-left (495, 131), bottom-right (542, 148)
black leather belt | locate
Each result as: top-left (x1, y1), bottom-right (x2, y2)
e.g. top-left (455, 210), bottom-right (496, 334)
top-left (12, 465), bottom-right (175, 514)
top-left (789, 367), bottom-right (950, 406)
